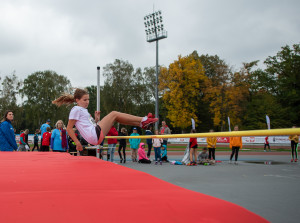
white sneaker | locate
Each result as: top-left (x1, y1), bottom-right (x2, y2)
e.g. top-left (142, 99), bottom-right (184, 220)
top-left (234, 161), bottom-right (238, 165)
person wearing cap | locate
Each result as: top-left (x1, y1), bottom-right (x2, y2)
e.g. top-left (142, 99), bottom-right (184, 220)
top-left (40, 119), bottom-right (51, 150)
top-left (129, 128), bottom-right (140, 162)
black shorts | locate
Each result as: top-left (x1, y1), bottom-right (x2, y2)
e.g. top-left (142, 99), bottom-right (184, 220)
top-left (95, 125), bottom-right (102, 139)
top-left (95, 125), bottom-right (104, 145)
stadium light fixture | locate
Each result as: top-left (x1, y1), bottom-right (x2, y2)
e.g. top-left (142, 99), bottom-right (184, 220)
top-left (144, 10), bottom-right (167, 130)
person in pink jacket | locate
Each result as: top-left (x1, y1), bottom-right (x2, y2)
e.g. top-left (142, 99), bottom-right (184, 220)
top-left (138, 143), bottom-right (151, 164)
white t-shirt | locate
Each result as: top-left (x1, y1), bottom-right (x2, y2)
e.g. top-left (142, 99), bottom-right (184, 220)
top-left (69, 106), bottom-right (98, 145)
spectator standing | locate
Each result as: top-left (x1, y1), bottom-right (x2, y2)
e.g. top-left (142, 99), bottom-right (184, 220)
top-left (41, 127), bottom-right (51, 152)
top-left (160, 121), bottom-right (171, 146)
top-left (264, 136), bottom-right (271, 152)
top-left (129, 128), bottom-right (140, 162)
top-left (145, 125), bottom-right (153, 158)
top-left (51, 120), bottom-right (68, 152)
top-left (189, 129), bottom-right (198, 165)
top-left (152, 130), bottom-right (163, 165)
top-left (40, 119), bottom-right (51, 149)
top-left (25, 131), bottom-right (30, 151)
top-left (0, 110), bottom-right (18, 152)
top-left (107, 126), bottom-right (118, 162)
top-left (31, 129), bottom-right (40, 151)
top-left (229, 125), bottom-right (242, 164)
top-left (19, 129), bottom-right (29, 152)
top-left (289, 126), bottom-right (299, 162)
top-left (118, 128), bottom-right (127, 163)
top-left (207, 129), bottom-right (217, 160)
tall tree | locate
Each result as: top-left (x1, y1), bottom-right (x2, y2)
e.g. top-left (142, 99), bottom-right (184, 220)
top-left (160, 54), bottom-right (207, 130)
top-left (20, 70), bottom-right (72, 131)
top-left (198, 53), bottom-right (231, 131)
top-left (102, 59), bottom-right (155, 117)
top-left (264, 43), bottom-right (300, 125)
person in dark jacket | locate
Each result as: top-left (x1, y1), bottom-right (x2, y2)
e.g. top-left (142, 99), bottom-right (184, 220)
top-left (118, 128), bottom-right (127, 163)
top-left (0, 110), bottom-right (18, 151)
top-left (145, 125), bottom-right (153, 158)
top-left (31, 129), bottom-right (40, 151)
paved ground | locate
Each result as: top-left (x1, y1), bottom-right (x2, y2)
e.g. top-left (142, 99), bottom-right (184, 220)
top-left (111, 152), bottom-right (299, 223)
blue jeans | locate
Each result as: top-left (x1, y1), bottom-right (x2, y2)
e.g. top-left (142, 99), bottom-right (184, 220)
top-left (154, 147), bottom-right (161, 161)
top-left (108, 144), bottom-right (116, 162)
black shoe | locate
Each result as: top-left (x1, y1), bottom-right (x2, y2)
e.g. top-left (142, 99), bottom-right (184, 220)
top-left (120, 159), bottom-right (123, 163)
top-left (124, 159), bottom-right (126, 163)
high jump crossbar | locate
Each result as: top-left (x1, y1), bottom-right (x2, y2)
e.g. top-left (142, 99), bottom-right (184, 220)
top-left (105, 128), bottom-right (300, 139)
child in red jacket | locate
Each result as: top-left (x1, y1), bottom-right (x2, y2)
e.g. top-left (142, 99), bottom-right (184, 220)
top-left (41, 127), bottom-right (51, 152)
top-left (189, 129), bottom-right (198, 165)
top-left (107, 126), bottom-right (118, 162)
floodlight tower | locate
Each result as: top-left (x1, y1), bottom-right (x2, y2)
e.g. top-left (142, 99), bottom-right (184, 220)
top-left (144, 10), bottom-right (167, 131)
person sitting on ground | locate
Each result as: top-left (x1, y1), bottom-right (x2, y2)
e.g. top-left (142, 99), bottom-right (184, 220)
top-left (161, 144), bottom-right (169, 162)
top-left (138, 143), bottom-right (151, 164)
top-left (197, 147), bottom-right (215, 165)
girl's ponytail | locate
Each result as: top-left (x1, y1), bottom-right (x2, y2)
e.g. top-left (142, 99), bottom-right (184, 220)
top-left (52, 88), bottom-right (88, 107)
top-left (52, 93), bottom-right (75, 107)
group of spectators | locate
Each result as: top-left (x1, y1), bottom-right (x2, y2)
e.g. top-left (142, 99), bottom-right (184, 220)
top-left (0, 112), bottom-right (70, 153)
top-left (0, 110), bottom-right (298, 165)
top-left (103, 120), bottom-right (171, 165)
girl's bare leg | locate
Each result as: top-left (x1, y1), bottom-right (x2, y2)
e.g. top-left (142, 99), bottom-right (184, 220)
top-left (193, 149), bottom-right (197, 163)
top-left (98, 111), bottom-right (143, 136)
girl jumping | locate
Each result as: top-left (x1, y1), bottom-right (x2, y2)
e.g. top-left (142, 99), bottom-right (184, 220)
top-left (52, 88), bottom-right (158, 151)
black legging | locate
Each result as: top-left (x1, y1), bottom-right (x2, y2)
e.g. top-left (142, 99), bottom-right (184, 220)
top-left (147, 143), bottom-right (153, 157)
top-left (138, 158), bottom-right (151, 164)
top-left (230, 147), bottom-right (240, 161)
top-left (32, 143), bottom-right (39, 151)
top-left (209, 148), bottom-right (215, 160)
top-left (264, 143), bottom-right (270, 151)
top-left (291, 141), bottom-right (298, 159)
top-left (118, 144), bottom-right (126, 161)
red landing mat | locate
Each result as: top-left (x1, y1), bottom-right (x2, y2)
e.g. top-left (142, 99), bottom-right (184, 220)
top-left (0, 153), bottom-right (268, 223)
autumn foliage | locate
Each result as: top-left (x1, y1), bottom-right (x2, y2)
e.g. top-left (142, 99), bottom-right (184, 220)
top-left (160, 55), bottom-right (207, 129)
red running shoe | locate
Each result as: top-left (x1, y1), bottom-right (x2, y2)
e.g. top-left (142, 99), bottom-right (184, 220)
top-left (140, 117), bottom-right (158, 129)
top-left (147, 113), bottom-right (155, 118)
top-left (295, 159), bottom-right (298, 162)
top-left (291, 159), bottom-right (294, 162)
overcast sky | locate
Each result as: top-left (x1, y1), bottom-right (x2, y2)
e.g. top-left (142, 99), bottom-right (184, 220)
top-left (1, 0), bottom-right (299, 88)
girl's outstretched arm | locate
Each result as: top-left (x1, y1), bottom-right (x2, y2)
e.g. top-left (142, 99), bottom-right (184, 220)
top-left (67, 119), bottom-right (83, 151)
